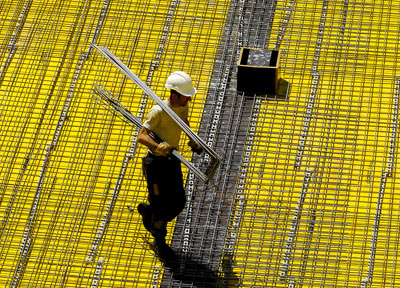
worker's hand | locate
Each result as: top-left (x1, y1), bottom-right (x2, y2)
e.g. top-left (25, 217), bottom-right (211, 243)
top-left (188, 139), bottom-right (203, 155)
top-left (155, 143), bottom-right (172, 157)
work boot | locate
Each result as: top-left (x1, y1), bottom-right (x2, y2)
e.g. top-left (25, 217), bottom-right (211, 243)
top-left (137, 203), bottom-right (152, 232)
top-left (152, 238), bottom-right (177, 263)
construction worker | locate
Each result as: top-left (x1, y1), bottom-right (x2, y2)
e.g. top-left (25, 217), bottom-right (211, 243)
top-left (136, 71), bottom-right (201, 255)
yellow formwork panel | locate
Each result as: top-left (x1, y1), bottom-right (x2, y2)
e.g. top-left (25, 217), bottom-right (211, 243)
top-left (227, 0), bottom-right (400, 287)
top-left (0, 0), bottom-right (229, 287)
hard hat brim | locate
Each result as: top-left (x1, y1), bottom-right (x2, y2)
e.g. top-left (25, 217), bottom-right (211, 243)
top-left (179, 87), bottom-right (197, 96)
top-left (165, 84), bottom-right (197, 96)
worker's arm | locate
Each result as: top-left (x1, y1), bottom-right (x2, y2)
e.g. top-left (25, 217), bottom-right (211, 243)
top-left (137, 126), bottom-right (159, 151)
top-left (185, 119), bottom-right (203, 154)
top-left (137, 126), bottom-right (171, 157)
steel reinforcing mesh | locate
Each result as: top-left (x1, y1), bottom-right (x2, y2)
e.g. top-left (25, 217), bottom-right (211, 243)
top-left (0, 0), bottom-right (400, 287)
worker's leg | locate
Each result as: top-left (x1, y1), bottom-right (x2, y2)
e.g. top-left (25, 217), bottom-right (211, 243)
top-left (150, 211), bottom-right (168, 246)
top-left (160, 157), bottom-right (186, 222)
top-left (141, 154), bottom-right (186, 246)
top-left (137, 156), bottom-right (152, 232)
top-left (141, 154), bottom-right (170, 245)
top-left (137, 202), bottom-right (152, 232)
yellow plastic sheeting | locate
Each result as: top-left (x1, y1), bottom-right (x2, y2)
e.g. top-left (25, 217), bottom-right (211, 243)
top-left (0, 0), bottom-right (229, 287)
top-left (227, 1), bottom-right (400, 287)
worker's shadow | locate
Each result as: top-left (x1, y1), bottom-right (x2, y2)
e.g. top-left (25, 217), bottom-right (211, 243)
top-left (161, 248), bottom-right (240, 287)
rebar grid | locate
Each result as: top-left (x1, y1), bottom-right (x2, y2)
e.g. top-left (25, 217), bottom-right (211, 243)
top-left (1, 0), bottom-right (400, 287)
top-left (0, 0), bottom-right (229, 287)
top-left (227, 1), bottom-right (400, 287)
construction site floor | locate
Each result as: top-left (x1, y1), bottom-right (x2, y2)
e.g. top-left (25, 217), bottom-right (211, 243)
top-left (1, 0), bottom-right (400, 287)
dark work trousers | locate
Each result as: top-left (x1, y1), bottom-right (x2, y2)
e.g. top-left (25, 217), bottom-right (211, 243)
top-left (142, 153), bottom-right (186, 242)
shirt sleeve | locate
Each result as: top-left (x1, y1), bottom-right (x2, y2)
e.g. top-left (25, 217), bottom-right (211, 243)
top-left (143, 106), bottom-right (161, 131)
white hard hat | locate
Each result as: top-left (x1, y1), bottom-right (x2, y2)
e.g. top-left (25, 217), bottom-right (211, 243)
top-left (165, 71), bottom-right (197, 96)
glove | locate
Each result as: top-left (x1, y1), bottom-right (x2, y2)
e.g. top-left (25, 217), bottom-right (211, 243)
top-left (188, 139), bottom-right (203, 155)
top-left (155, 143), bottom-right (172, 157)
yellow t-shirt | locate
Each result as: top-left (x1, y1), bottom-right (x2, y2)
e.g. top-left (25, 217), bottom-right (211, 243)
top-left (143, 99), bottom-right (189, 154)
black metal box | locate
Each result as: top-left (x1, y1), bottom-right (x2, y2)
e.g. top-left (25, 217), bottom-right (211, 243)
top-left (237, 48), bottom-right (280, 95)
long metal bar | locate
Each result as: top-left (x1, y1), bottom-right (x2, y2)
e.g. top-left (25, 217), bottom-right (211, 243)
top-left (90, 44), bottom-right (222, 170)
top-left (361, 78), bottom-right (400, 288)
top-left (93, 85), bottom-right (209, 183)
top-left (280, 168), bottom-right (313, 279)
